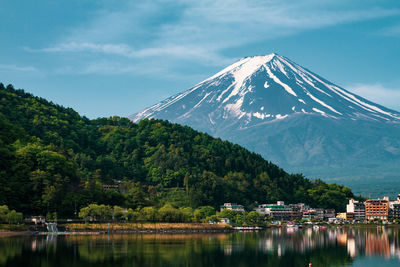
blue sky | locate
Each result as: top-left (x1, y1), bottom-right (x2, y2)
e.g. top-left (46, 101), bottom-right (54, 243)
top-left (0, 0), bottom-right (399, 118)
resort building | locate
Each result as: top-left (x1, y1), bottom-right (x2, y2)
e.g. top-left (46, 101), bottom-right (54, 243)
top-left (388, 194), bottom-right (400, 219)
top-left (392, 204), bottom-right (400, 219)
top-left (346, 212), bottom-right (354, 221)
top-left (315, 209), bottom-right (325, 220)
top-left (364, 198), bottom-right (389, 220)
top-left (268, 205), bottom-right (294, 220)
top-left (324, 209), bottom-right (336, 219)
top-left (256, 202), bottom-right (302, 220)
top-left (346, 199), bottom-right (365, 220)
top-left (220, 203), bottom-right (245, 212)
top-left (301, 208), bottom-right (335, 220)
top-left (256, 203), bottom-right (289, 220)
top-left (256, 201), bottom-right (322, 221)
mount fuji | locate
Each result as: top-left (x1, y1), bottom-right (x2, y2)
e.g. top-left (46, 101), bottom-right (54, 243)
top-left (131, 53), bottom-right (400, 196)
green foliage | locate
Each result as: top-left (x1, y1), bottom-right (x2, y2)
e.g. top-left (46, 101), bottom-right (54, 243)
top-left (0, 205), bottom-right (9, 222)
top-left (306, 180), bottom-right (354, 211)
top-left (6, 210), bottom-right (23, 224)
top-left (0, 84), bottom-right (355, 217)
top-left (157, 204), bottom-right (192, 222)
top-left (205, 214), bottom-right (219, 223)
top-left (217, 209), bottom-right (240, 223)
top-left (193, 206), bottom-right (216, 222)
top-left (78, 204), bottom-right (112, 221)
top-left (245, 211), bottom-right (265, 226)
top-left (0, 205), bottom-right (23, 224)
top-left (139, 207), bottom-right (157, 222)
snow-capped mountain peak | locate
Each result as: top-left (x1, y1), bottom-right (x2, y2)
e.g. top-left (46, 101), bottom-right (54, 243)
top-left (131, 53), bottom-right (400, 126)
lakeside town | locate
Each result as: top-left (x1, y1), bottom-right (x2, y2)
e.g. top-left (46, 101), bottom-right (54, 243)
top-left (219, 193), bottom-right (400, 226)
top-left (3, 193), bottom-right (400, 237)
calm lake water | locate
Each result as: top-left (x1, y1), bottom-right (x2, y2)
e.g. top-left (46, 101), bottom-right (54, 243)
top-left (1, 227), bottom-right (400, 267)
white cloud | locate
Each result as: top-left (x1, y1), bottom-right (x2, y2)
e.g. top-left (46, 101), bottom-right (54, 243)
top-left (36, 42), bottom-right (231, 66)
top-left (29, 0), bottom-right (400, 75)
top-left (54, 60), bottom-right (206, 82)
top-left (347, 83), bottom-right (400, 112)
top-left (0, 64), bottom-right (37, 72)
top-left (380, 23), bottom-right (400, 36)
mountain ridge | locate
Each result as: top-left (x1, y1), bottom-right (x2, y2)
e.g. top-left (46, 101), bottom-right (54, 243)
top-left (0, 83), bottom-right (355, 215)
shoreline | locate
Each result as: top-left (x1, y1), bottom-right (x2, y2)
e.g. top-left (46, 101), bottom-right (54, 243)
top-left (0, 231), bottom-right (32, 237)
top-left (37, 228), bottom-right (234, 235)
top-left (3, 223), bottom-right (400, 237)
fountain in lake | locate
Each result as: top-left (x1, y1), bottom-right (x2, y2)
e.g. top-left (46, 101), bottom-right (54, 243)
top-left (45, 222), bottom-right (58, 233)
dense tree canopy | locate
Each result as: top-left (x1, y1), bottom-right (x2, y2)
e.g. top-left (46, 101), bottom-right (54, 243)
top-left (0, 84), bottom-right (354, 217)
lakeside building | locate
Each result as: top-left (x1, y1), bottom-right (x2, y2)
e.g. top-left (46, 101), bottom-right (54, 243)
top-left (389, 194), bottom-right (400, 219)
top-left (256, 203), bottom-right (295, 220)
top-left (324, 209), bottom-right (336, 219)
top-left (220, 218), bottom-right (230, 224)
top-left (255, 201), bottom-right (334, 221)
top-left (302, 208), bottom-right (335, 220)
top-left (365, 198), bottom-right (389, 220)
top-left (302, 209), bottom-right (318, 220)
top-left (220, 203), bottom-right (245, 212)
top-left (346, 199), bottom-right (365, 220)
top-left (345, 195), bottom-right (400, 221)
top-left (392, 204), bottom-right (400, 219)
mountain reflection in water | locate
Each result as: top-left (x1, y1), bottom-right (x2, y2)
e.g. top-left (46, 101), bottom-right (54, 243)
top-left (1, 227), bottom-right (400, 267)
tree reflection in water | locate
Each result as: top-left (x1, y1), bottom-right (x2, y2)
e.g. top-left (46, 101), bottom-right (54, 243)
top-left (1, 228), bottom-right (400, 267)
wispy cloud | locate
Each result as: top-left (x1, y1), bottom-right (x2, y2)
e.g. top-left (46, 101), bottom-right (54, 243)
top-left (32, 42), bottom-right (230, 66)
top-left (348, 83), bottom-right (400, 111)
top-left (28, 0), bottom-right (400, 76)
top-left (54, 60), bottom-right (206, 83)
top-left (380, 23), bottom-right (400, 36)
top-left (0, 64), bottom-right (38, 72)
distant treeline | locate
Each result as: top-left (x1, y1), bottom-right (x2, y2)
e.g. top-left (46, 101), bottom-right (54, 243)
top-left (0, 83), bottom-right (355, 217)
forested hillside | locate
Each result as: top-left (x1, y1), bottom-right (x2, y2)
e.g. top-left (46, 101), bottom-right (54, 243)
top-left (0, 84), bottom-right (355, 217)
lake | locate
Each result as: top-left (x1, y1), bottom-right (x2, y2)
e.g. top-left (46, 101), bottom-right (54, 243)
top-left (1, 227), bottom-right (400, 266)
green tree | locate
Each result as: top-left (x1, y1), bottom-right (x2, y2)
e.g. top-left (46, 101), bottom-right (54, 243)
top-left (245, 211), bottom-right (264, 226)
top-left (139, 207), bottom-right (158, 222)
top-left (6, 210), bottom-right (23, 224)
top-left (0, 205), bottom-right (10, 223)
top-left (194, 206), bottom-right (215, 222)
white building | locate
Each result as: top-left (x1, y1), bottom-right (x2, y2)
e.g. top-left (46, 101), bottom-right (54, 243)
top-left (220, 203), bottom-right (244, 212)
top-left (346, 199), bottom-right (365, 220)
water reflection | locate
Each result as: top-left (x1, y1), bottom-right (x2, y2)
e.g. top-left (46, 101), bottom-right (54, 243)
top-left (1, 228), bottom-right (400, 266)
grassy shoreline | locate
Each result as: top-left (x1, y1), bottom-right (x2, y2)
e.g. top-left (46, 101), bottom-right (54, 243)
top-left (0, 231), bottom-right (31, 237)
top-left (4, 222), bottom-right (400, 237)
top-left (67, 222), bottom-right (232, 232)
